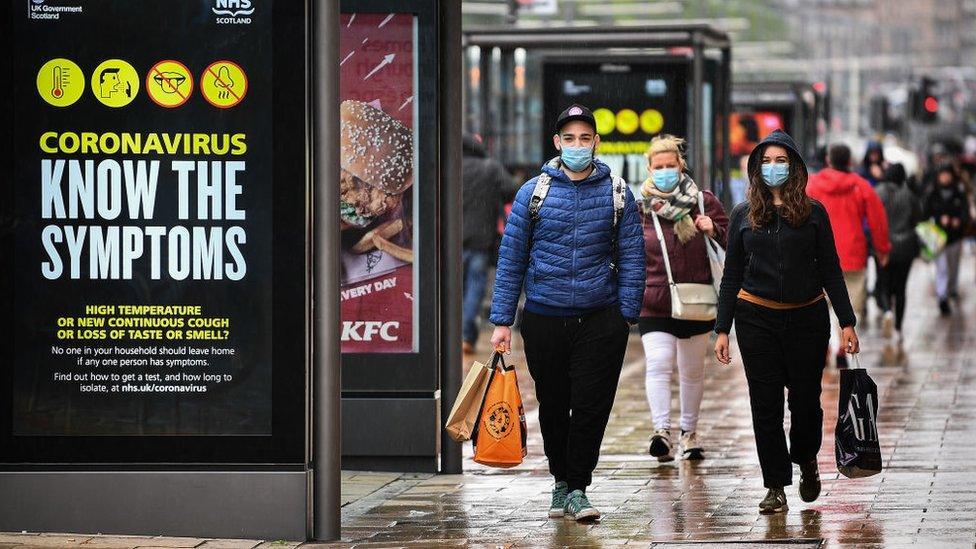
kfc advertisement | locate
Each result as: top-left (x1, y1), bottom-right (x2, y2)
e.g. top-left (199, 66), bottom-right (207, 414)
top-left (339, 13), bottom-right (418, 353)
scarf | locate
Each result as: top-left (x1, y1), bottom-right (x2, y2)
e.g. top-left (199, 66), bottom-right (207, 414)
top-left (641, 175), bottom-right (700, 244)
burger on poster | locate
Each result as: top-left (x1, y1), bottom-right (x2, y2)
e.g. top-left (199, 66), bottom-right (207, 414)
top-left (339, 100), bottom-right (413, 262)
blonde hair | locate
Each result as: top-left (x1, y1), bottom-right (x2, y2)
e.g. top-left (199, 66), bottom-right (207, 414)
top-left (644, 134), bottom-right (687, 171)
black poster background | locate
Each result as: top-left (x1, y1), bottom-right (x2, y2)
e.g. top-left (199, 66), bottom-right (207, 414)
top-left (0, 0), bottom-right (308, 462)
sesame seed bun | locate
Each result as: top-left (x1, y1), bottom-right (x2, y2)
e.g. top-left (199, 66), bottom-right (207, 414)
top-left (340, 100), bottom-right (413, 195)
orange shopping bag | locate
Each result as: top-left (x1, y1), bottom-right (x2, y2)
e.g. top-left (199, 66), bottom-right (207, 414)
top-left (473, 355), bottom-right (527, 468)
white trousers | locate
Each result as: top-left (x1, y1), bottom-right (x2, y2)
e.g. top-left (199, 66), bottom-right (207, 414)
top-left (936, 241), bottom-right (963, 299)
top-left (641, 331), bottom-right (709, 433)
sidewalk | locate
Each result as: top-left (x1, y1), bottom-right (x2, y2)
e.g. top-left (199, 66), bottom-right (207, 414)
top-left (4, 257), bottom-right (976, 548)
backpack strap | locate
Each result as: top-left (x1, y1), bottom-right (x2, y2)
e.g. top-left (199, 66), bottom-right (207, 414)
top-left (528, 172), bottom-right (552, 223)
top-left (609, 175), bottom-right (627, 272)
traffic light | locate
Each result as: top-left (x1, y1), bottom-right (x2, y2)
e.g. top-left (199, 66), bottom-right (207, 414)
top-left (910, 77), bottom-right (939, 124)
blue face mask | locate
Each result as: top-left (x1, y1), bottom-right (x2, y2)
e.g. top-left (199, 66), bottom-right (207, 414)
top-left (560, 145), bottom-right (594, 172)
top-left (762, 163), bottom-right (790, 187)
top-left (651, 168), bottom-right (681, 192)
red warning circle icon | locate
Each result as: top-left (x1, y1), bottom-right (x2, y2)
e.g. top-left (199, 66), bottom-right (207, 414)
top-left (146, 60), bottom-right (194, 108)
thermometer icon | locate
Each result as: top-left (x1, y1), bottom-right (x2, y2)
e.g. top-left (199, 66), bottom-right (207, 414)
top-left (51, 65), bottom-right (64, 99)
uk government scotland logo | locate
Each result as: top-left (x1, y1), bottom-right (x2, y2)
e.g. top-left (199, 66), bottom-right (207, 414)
top-left (213, 0), bottom-right (253, 25)
top-left (28, 0), bottom-right (84, 20)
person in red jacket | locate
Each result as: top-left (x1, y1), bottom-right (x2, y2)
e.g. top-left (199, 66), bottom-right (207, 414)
top-left (807, 144), bottom-right (891, 368)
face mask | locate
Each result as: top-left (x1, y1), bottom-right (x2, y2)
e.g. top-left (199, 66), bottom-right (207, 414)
top-left (651, 168), bottom-right (681, 192)
top-left (560, 145), bottom-right (594, 172)
top-left (762, 163), bottom-right (790, 187)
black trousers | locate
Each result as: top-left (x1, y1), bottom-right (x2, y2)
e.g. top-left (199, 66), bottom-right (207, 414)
top-left (520, 306), bottom-right (629, 493)
top-left (734, 298), bottom-right (830, 488)
top-left (875, 259), bottom-right (913, 331)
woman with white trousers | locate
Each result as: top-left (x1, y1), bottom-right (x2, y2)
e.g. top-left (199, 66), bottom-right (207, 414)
top-left (637, 135), bottom-right (729, 461)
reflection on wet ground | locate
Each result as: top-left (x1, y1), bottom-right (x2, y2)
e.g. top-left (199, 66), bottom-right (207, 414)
top-left (333, 258), bottom-right (976, 548)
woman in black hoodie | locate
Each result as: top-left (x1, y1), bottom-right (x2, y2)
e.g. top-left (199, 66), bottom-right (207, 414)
top-left (714, 130), bottom-right (859, 514)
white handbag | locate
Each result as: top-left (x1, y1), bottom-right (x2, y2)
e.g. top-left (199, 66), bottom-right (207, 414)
top-left (650, 199), bottom-right (719, 321)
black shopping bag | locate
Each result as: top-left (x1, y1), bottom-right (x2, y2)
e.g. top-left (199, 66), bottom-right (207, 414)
top-left (835, 360), bottom-right (882, 478)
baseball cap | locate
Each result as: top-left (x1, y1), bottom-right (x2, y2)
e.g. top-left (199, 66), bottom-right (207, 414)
top-left (555, 104), bottom-right (597, 134)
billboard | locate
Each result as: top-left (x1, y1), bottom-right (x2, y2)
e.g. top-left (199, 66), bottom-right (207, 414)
top-left (2, 0), bottom-right (306, 462)
top-left (338, 12), bottom-right (418, 354)
top-left (542, 59), bottom-right (688, 187)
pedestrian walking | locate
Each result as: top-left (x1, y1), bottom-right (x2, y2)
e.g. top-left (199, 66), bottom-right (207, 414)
top-left (489, 104), bottom-right (645, 522)
top-left (806, 144), bottom-right (890, 368)
top-left (461, 134), bottom-right (515, 355)
top-left (858, 141), bottom-right (887, 186)
top-left (637, 135), bottom-right (729, 462)
top-left (925, 164), bottom-right (971, 315)
top-left (714, 130), bottom-right (860, 514)
top-left (873, 163), bottom-right (921, 361)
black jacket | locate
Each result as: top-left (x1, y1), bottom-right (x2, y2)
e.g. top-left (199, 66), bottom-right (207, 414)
top-left (716, 130), bottom-right (855, 334)
top-left (924, 183), bottom-right (971, 244)
top-left (875, 180), bottom-right (922, 263)
top-left (462, 136), bottom-right (515, 252)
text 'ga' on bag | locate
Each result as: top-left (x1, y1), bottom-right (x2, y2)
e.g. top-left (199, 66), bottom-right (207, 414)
top-left (835, 354), bottom-right (883, 479)
top-left (473, 356), bottom-right (527, 468)
top-left (444, 352), bottom-right (500, 442)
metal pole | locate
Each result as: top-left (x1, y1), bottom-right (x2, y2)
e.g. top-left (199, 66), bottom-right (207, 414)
top-left (440, 0), bottom-right (464, 475)
top-left (720, 45), bottom-right (732, 205)
top-left (311, 0), bottom-right (341, 540)
top-left (691, 33), bottom-right (705, 190)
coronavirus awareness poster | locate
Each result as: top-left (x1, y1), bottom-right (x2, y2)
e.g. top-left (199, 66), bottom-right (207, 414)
top-left (9, 0), bottom-right (273, 435)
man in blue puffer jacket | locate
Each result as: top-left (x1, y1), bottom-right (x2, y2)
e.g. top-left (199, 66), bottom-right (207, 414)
top-left (489, 104), bottom-right (645, 522)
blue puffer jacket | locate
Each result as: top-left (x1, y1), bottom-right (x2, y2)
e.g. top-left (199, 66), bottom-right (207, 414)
top-left (489, 158), bottom-right (645, 326)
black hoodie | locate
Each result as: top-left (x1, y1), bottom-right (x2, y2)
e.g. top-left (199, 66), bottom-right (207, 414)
top-left (716, 130), bottom-right (856, 333)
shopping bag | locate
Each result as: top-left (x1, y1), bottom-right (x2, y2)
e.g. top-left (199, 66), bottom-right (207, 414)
top-left (473, 358), bottom-right (527, 468)
top-left (835, 356), bottom-right (882, 478)
top-left (699, 193), bottom-right (726, 295)
top-left (915, 220), bottom-right (947, 261)
top-left (444, 352), bottom-right (498, 442)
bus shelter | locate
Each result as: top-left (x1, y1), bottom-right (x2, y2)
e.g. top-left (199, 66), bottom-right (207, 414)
top-left (463, 25), bottom-right (732, 201)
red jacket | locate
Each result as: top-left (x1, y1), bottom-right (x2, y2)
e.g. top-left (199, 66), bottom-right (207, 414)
top-left (806, 168), bottom-right (891, 272)
top-left (640, 191), bottom-right (729, 317)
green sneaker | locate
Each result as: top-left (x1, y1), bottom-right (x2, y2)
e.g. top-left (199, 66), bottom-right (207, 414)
top-left (564, 489), bottom-right (601, 521)
top-left (548, 481), bottom-right (569, 518)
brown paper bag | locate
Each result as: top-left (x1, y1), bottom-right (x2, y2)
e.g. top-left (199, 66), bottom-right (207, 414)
top-left (444, 352), bottom-right (498, 442)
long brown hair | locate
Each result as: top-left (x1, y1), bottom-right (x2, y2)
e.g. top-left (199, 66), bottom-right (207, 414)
top-left (747, 145), bottom-right (812, 229)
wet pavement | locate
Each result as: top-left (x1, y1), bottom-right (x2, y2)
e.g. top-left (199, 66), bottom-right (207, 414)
top-left (5, 257), bottom-right (976, 548)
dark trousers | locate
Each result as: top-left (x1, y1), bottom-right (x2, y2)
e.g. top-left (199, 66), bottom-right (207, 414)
top-left (875, 259), bottom-right (913, 331)
top-left (734, 298), bottom-right (830, 488)
top-left (462, 250), bottom-right (491, 344)
top-left (520, 306), bottom-right (629, 493)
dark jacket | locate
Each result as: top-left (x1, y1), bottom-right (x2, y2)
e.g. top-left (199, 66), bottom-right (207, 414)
top-left (875, 178), bottom-right (922, 264)
top-left (715, 130), bottom-right (856, 334)
top-left (462, 135), bottom-right (515, 252)
top-left (639, 185), bottom-right (729, 318)
top-left (924, 183), bottom-right (971, 244)
top-left (489, 158), bottom-right (646, 326)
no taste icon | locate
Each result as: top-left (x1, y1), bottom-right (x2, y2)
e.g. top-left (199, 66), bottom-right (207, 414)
top-left (147, 60), bottom-right (194, 108)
